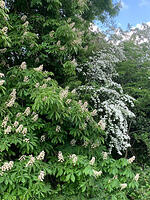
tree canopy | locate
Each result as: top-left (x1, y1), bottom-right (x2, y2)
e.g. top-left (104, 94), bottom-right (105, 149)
top-left (1, 0), bottom-right (150, 199)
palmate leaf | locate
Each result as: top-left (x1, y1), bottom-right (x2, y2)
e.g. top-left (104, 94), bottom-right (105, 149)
top-left (31, 0), bottom-right (42, 7)
top-left (31, 87), bottom-right (64, 116)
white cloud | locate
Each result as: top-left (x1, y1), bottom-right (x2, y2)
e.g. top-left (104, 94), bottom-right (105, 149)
top-left (120, 1), bottom-right (129, 9)
top-left (139, 0), bottom-right (150, 6)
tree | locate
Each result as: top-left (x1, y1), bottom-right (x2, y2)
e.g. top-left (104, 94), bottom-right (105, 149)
top-left (113, 24), bottom-right (150, 163)
top-left (77, 36), bottom-right (135, 155)
top-left (0, 0), bottom-right (140, 199)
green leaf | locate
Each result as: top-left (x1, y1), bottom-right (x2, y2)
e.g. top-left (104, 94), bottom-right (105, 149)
top-left (71, 174), bottom-right (75, 182)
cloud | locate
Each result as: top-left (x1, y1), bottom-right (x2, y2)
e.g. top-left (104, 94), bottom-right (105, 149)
top-left (139, 0), bottom-right (150, 6)
top-left (120, 1), bottom-right (129, 9)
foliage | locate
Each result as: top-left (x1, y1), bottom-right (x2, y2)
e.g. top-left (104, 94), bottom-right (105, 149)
top-left (4, 0), bottom-right (120, 87)
top-left (0, 0), bottom-right (145, 199)
top-left (76, 40), bottom-right (135, 155)
top-left (113, 25), bottom-right (150, 164)
top-left (130, 165), bottom-right (150, 200)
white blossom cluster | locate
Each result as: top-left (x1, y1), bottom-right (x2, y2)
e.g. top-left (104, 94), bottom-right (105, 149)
top-left (77, 43), bottom-right (135, 154)
top-left (78, 100), bottom-right (88, 112)
top-left (91, 141), bottom-right (100, 149)
top-left (71, 58), bottom-right (78, 66)
top-left (25, 155), bottom-right (35, 167)
top-left (93, 169), bottom-right (102, 178)
top-left (0, 161), bottom-right (14, 172)
top-left (70, 139), bottom-right (76, 146)
top-left (23, 21), bottom-right (29, 28)
top-left (0, 48), bottom-right (7, 54)
top-left (13, 121), bottom-right (19, 127)
top-left (35, 82), bottom-right (40, 88)
top-left (34, 64), bottom-right (43, 72)
top-left (41, 135), bottom-right (46, 142)
top-left (6, 89), bottom-right (16, 107)
top-left (13, 113), bottom-right (28, 136)
top-left (91, 109), bottom-right (97, 116)
top-left (0, 0), bottom-right (5, 9)
top-left (102, 152), bottom-right (108, 160)
top-left (71, 89), bottom-right (76, 94)
top-left (67, 18), bottom-right (83, 47)
top-left (98, 119), bottom-right (106, 130)
top-left (16, 124), bottom-right (23, 133)
top-left (22, 127), bottom-right (27, 135)
top-left (1, 116), bottom-right (27, 136)
top-left (14, 119), bottom-right (27, 135)
top-left (1, 116), bottom-right (9, 128)
top-left (23, 138), bottom-right (30, 143)
top-left (24, 76), bottom-right (29, 82)
top-left (89, 157), bottom-right (95, 165)
top-left (49, 30), bottom-right (54, 37)
top-left (82, 140), bottom-right (89, 147)
top-left (0, 72), bottom-right (5, 86)
top-left (58, 151), bottom-right (64, 162)
top-left (59, 88), bottom-right (68, 99)
top-left (1, 108), bottom-right (37, 136)
top-left (56, 125), bottom-right (61, 132)
top-left (128, 156), bottom-right (135, 164)
top-left (0, 72), bottom-right (4, 78)
top-left (45, 77), bottom-right (51, 82)
top-left (24, 107), bottom-right (31, 116)
top-left (4, 126), bottom-right (12, 134)
top-left (69, 154), bottom-right (78, 165)
top-left (16, 112), bottom-right (21, 118)
top-left (1, 26), bottom-right (8, 35)
top-left (134, 173), bottom-right (140, 181)
top-left (38, 170), bottom-right (45, 181)
top-left (120, 183), bottom-right (127, 190)
top-left (41, 83), bottom-right (47, 89)
top-left (36, 151), bottom-right (45, 160)
top-left (21, 15), bottom-right (27, 22)
top-left (66, 99), bottom-right (72, 104)
top-left (32, 113), bottom-right (38, 121)
top-left (20, 62), bottom-right (27, 70)
top-left (18, 155), bottom-right (26, 161)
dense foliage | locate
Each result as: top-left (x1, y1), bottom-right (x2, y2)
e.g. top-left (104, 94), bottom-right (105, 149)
top-left (114, 24), bottom-right (150, 163)
top-left (77, 42), bottom-right (135, 155)
top-left (1, 0), bottom-right (150, 199)
top-left (113, 24), bottom-right (150, 199)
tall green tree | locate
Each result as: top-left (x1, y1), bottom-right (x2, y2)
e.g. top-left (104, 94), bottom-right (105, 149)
top-left (4, 0), bottom-right (120, 85)
top-left (114, 24), bottom-right (150, 163)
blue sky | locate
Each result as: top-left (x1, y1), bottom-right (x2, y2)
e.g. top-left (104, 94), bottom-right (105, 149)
top-left (114, 0), bottom-right (150, 30)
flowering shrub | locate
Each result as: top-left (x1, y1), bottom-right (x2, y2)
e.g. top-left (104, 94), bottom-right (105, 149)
top-left (48, 153), bottom-right (140, 200)
top-left (77, 42), bottom-right (135, 155)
